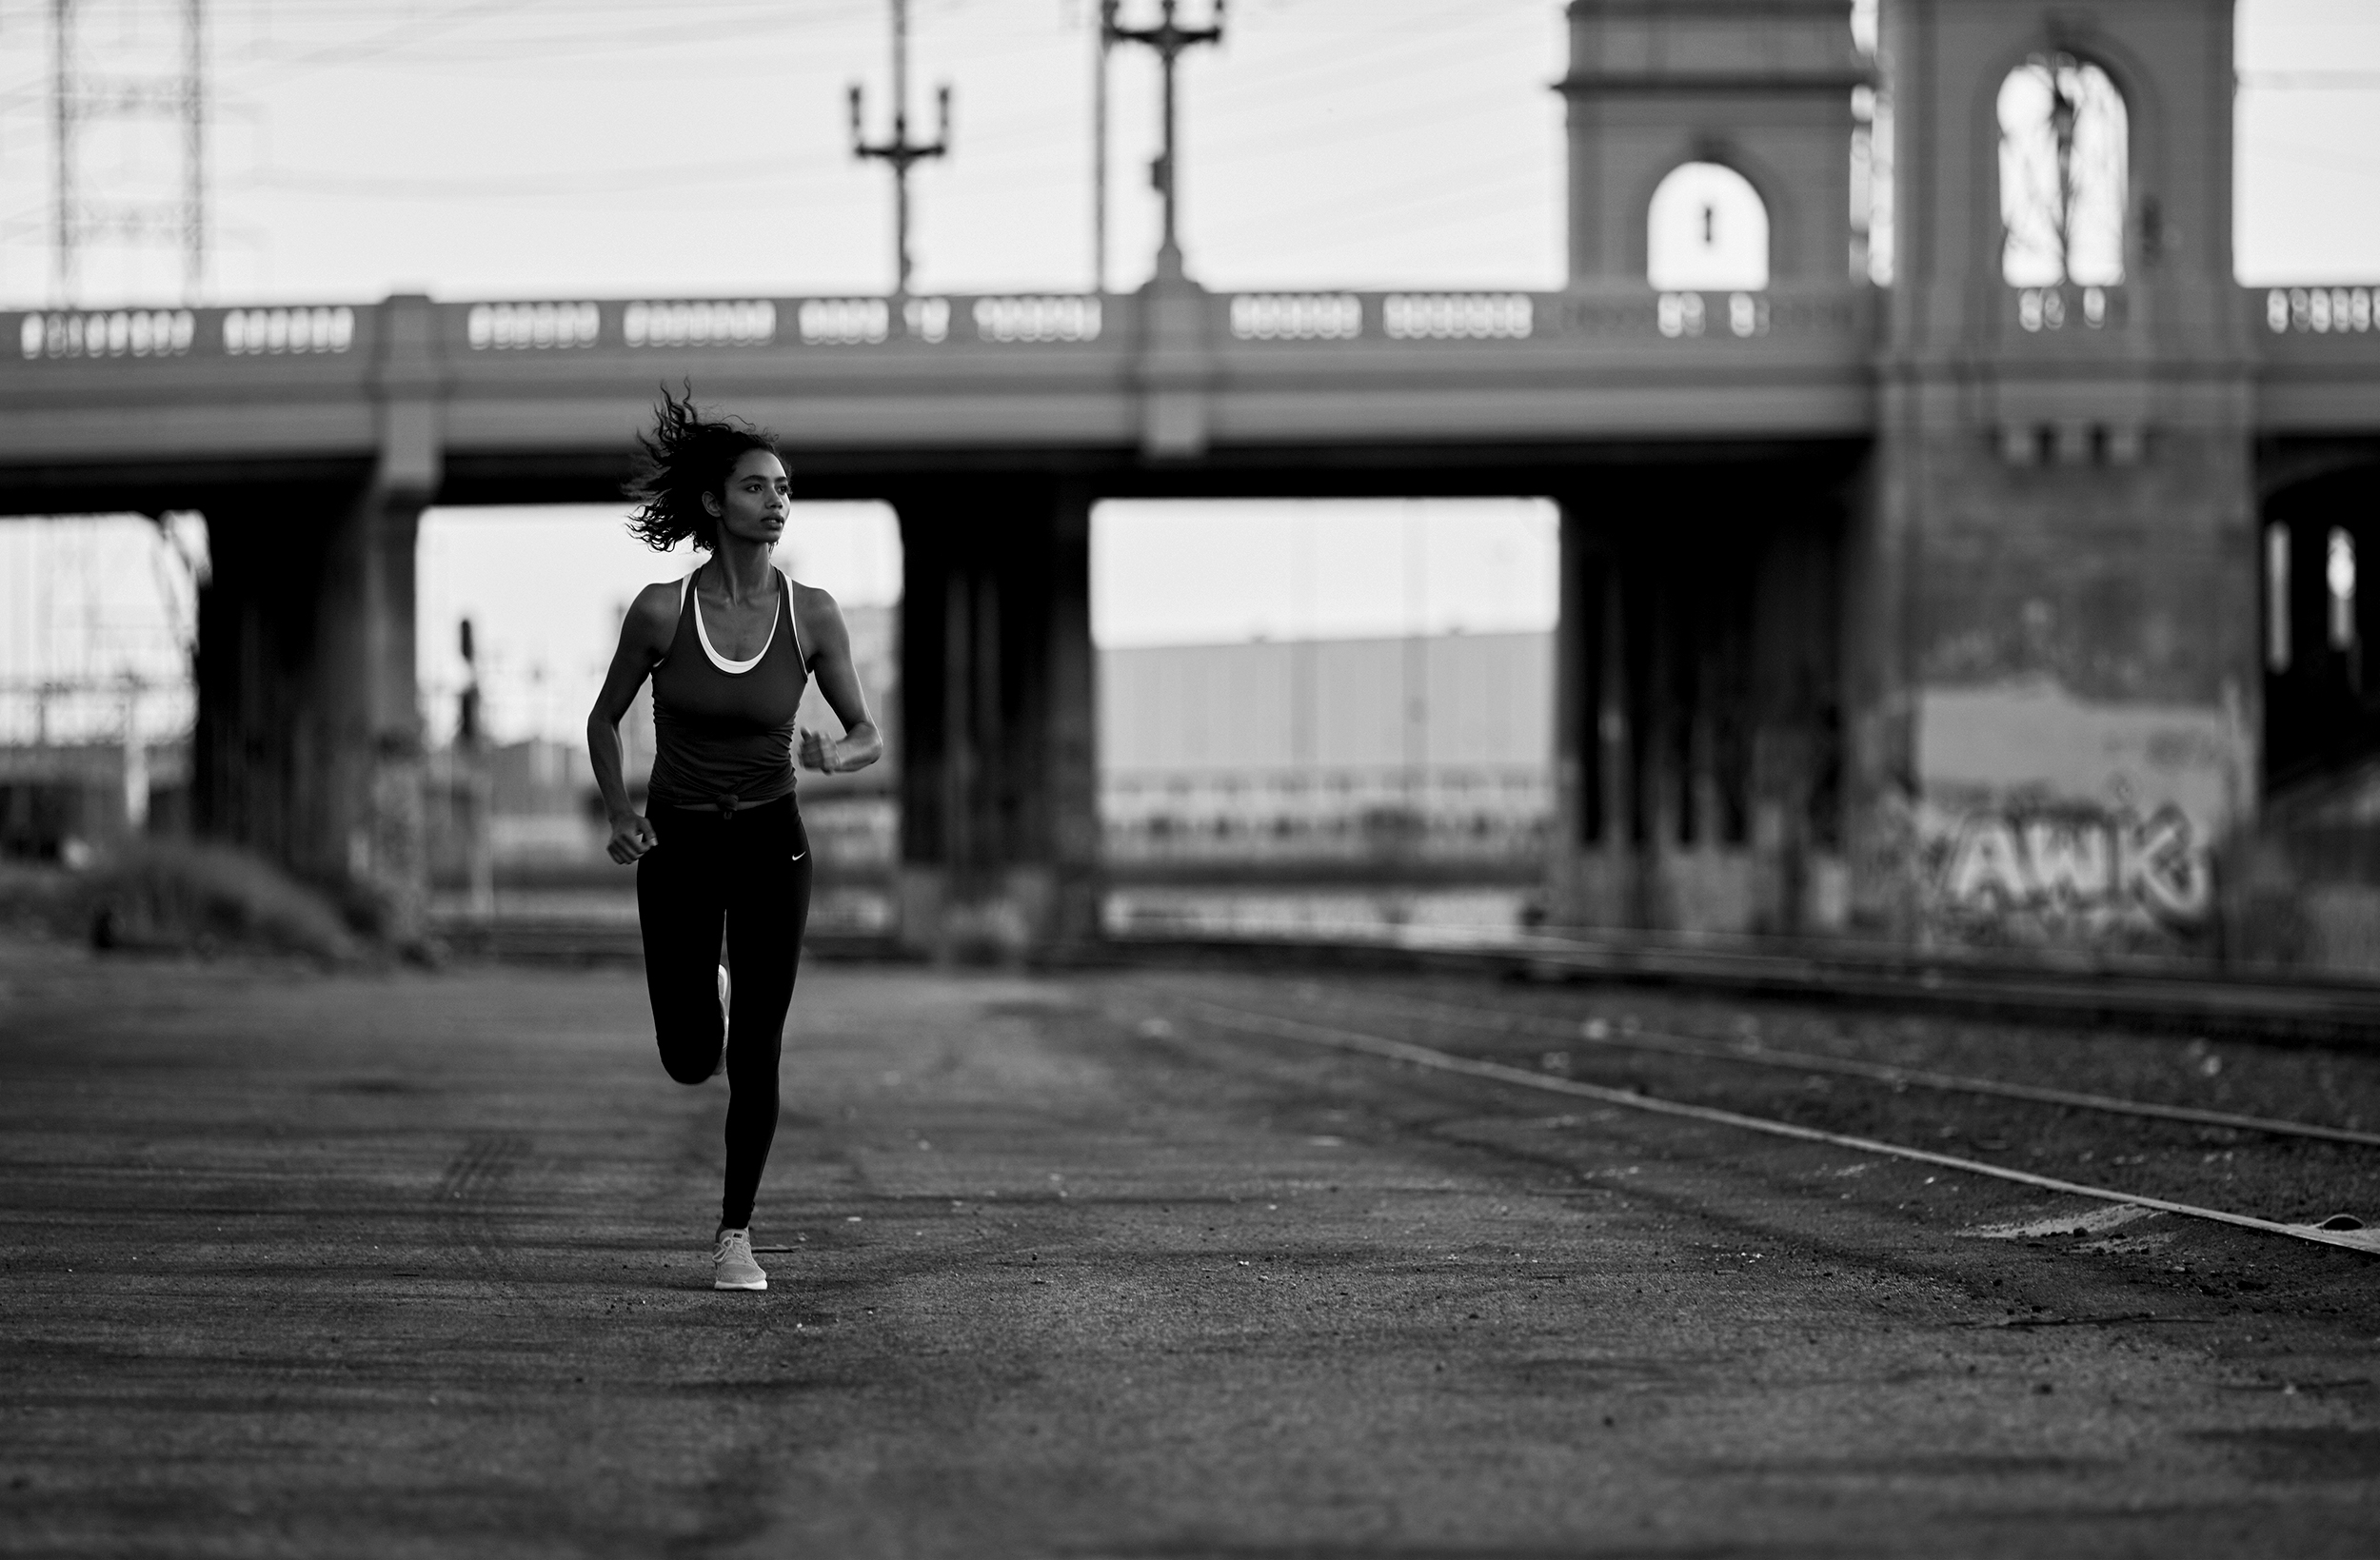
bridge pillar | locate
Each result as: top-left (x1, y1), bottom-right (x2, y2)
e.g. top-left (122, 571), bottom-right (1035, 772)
top-left (193, 480), bottom-right (429, 940)
top-left (1551, 476), bottom-right (1847, 936)
top-left (1855, 0), bottom-right (2258, 958)
top-left (892, 480), bottom-right (1100, 960)
top-left (191, 294), bottom-right (441, 943)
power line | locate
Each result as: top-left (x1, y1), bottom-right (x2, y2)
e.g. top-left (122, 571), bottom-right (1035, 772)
top-left (216, 0), bottom-right (888, 72)
top-left (2240, 69), bottom-right (2380, 89)
top-left (247, 149), bottom-right (849, 201)
top-left (2246, 140), bottom-right (2380, 181)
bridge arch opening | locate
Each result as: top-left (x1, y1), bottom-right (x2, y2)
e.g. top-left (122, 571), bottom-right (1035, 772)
top-left (1091, 497), bottom-right (1558, 938)
top-left (415, 501), bottom-right (903, 929)
top-left (2262, 470), bottom-right (2380, 793)
top-left (1997, 51), bottom-right (2128, 287)
top-left (1646, 163), bottom-right (1770, 293)
top-left (0, 512), bottom-right (204, 858)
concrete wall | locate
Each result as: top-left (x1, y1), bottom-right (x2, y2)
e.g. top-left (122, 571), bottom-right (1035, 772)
top-left (1862, 0), bottom-right (2263, 963)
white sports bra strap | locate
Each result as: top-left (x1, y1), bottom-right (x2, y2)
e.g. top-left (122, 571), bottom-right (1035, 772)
top-left (782, 568), bottom-right (809, 668)
top-left (685, 564), bottom-right (778, 676)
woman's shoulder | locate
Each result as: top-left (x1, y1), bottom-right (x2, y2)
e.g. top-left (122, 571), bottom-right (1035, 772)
top-left (621, 578), bottom-right (684, 648)
top-left (781, 572), bottom-right (845, 624)
top-left (782, 572), bottom-right (839, 612)
top-left (781, 573), bottom-right (847, 660)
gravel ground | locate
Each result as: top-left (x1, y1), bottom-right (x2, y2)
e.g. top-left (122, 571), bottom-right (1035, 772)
top-left (6, 936), bottom-right (2380, 1556)
top-left (1131, 968), bottom-right (2380, 1333)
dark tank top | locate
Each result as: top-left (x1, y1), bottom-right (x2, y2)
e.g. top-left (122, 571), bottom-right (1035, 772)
top-left (646, 566), bottom-right (809, 811)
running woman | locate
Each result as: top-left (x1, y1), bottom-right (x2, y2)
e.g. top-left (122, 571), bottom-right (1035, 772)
top-left (586, 388), bottom-right (882, 1292)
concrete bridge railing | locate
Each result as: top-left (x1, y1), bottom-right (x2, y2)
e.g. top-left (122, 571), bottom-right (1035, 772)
top-left (2253, 286), bottom-right (2380, 435)
top-left (10, 284), bottom-right (1869, 365)
top-left (0, 280), bottom-right (1887, 484)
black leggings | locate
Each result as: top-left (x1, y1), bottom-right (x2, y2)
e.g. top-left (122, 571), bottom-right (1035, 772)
top-left (636, 795), bottom-right (813, 1232)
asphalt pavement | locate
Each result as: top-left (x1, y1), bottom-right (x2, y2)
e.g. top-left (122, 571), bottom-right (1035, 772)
top-left (4, 938), bottom-right (2377, 1557)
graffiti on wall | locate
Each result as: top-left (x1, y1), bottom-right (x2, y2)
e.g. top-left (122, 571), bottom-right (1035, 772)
top-left (1914, 680), bottom-right (2244, 950)
top-left (1940, 803), bottom-right (2211, 923)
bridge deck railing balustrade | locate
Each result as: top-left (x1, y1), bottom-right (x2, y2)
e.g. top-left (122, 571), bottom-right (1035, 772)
top-left (1, 282), bottom-right (1890, 470)
top-left (9, 283), bottom-right (1881, 368)
top-left (26, 285), bottom-right (2380, 372)
top-left (428, 285), bottom-right (1875, 359)
top-left (2007, 282), bottom-right (2128, 338)
top-left (2249, 286), bottom-right (2380, 436)
top-left (2264, 286), bottom-right (2380, 342)
top-left (14, 304), bottom-right (365, 364)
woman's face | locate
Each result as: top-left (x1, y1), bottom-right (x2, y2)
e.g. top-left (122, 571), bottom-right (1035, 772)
top-left (706, 449), bottom-right (790, 548)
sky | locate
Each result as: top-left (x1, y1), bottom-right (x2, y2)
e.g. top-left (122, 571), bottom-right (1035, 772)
top-left (0, 0), bottom-right (1574, 305)
top-left (2, 0), bottom-right (2377, 744)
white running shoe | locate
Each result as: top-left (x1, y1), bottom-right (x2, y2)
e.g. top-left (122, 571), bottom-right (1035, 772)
top-left (711, 963), bottom-right (731, 1078)
top-left (713, 1227), bottom-right (766, 1291)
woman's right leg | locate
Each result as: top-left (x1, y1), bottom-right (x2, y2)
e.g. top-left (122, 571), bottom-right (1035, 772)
top-left (637, 811), bottom-right (727, 1085)
top-left (715, 802), bottom-right (812, 1234)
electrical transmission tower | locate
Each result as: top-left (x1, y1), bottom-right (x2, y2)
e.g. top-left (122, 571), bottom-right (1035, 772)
top-left (50, 0), bottom-right (209, 306)
top-left (848, 0), bottom-right (950, 298)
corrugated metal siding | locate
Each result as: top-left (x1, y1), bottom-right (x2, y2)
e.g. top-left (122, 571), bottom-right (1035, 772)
top-left (1099, 632), bottom-right (1551, 774)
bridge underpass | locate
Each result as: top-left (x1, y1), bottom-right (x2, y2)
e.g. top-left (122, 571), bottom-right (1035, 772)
top-left (6, 0), bottom-right (2380, 976)
top-left (0, 274), bottom-right (1878, 953)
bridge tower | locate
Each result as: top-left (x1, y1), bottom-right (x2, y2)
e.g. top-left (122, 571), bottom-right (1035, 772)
top-left (1856, 0), bottom-right (2256, 955)
top-left (1561, 0), bottom-right (1866, 286)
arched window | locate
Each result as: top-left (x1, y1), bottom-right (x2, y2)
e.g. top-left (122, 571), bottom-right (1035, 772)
top-left (1998, 53), bottom-right (2127, 286)
top-left (1647, 163), bottom-right (1770, 291)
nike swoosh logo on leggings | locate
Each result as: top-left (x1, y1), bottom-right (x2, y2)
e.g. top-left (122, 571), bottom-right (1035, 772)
top-left (788, 851), bottom-right (807, 861)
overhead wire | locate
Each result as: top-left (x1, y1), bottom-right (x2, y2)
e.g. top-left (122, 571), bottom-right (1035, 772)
top-left (247, 148), bottom-right (852, 201)
top-left (2239, 69), bottom-right (2380, 89)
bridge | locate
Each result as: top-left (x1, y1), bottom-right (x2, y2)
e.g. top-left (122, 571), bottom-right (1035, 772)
top-left (2, 285), bottom-right (1885, 488)
top-left (4, 0), bottom-right (2378, 972)
top-left (13, 282), bottom-right (2380, 486)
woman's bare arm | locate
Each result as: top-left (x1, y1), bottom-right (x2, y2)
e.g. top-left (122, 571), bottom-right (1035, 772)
top-left (586, 582), bottom-right (679, 863)
top-left (794, 586), bottom-right (883, 775)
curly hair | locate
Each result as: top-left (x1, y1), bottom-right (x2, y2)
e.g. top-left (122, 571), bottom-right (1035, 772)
top-left (623, 384), bottom-right (783, 553)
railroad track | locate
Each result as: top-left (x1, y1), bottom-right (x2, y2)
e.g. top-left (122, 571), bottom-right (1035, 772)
top-left (1117, 926), bottom-right (2380, 1043)
top-left (1250, 986), bottom-right (2380, 1150)
top-left (1140, 982), bottom-right (2380, 1259)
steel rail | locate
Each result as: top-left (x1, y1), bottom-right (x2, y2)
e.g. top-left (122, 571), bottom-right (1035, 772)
top-left (1262, 986), bottom-right (2380, 1150)
top-left (1173, 997), bottom-right (2380, 1257)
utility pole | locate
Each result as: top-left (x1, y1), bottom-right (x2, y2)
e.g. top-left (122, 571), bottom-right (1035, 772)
top-left (50, 0), bottom-right (209, 306)
top-left (185, 0), bottom-right (206, 302)
top-left (457, 619), bottom-right (493, 922)
top-left (1095, 1), bottom-right (1115, 292)
top-left (52, 1), bottom-right (71, 305)
top-left (1102, 0), bottom-right (1225, 282)
top-left (849, 0), bottom-right (951, 298)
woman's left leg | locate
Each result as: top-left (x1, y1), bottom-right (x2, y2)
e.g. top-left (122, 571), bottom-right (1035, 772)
top-left (717, 800), bottom-right (813, 1233)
